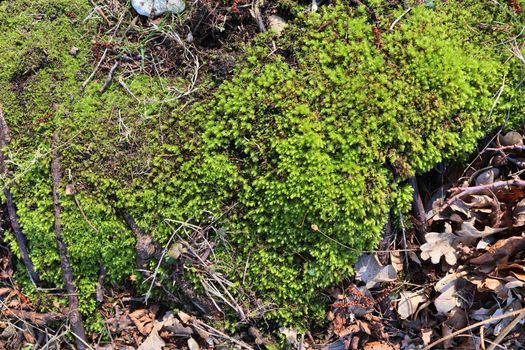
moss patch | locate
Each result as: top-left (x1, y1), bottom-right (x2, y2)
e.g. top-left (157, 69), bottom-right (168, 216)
top-left (1, 0), bottom-right (524, 331)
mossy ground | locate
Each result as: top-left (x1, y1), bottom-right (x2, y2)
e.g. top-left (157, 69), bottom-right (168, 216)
top-left (0, 0), bottom-right (524, 337)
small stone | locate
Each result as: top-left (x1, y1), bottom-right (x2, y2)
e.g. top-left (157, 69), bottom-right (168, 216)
top-left (70, 47), bottom-right (79, 56)
top-left (132, 0), bottom-right (185, 17)
top-left (475, 168), bottom-right (499, 186)
top-left (268, 15), bottom-right (287, 36)
top-left (498, 131), bottom-right (523, 146)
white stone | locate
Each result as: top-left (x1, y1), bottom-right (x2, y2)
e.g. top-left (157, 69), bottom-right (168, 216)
top-left (132, 0), bottom-right (185, 17)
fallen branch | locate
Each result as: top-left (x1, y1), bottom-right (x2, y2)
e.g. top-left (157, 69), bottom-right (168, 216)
top-left (409, 176), bottom-right (426, 226)
top-left (0, 105), bottom-right (40, 284)
top-left (442, 179), bottom-right (525, 210)
top-left (51, 131), bottom-right (87, 349)
top-left (251, 0), bottom-right (266, 32)
top-left (487, 145), bottom-right (525, 152)
top-left (3, 308), bottom-right (64, 326)
top-left (80, 48), bottom-right (108, 91)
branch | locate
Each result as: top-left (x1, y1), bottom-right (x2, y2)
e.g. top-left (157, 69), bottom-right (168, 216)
top-left (0, 105), bottom-right (40, 284)
top-left (51, 131), bottom-right (87, 349)
top-left (98, 60), bottom-right (119, 94)
top-left (409, 176), bottom-right (426, 226)
top-left (487, 145), bottom-right (525, 152)
top-left (3, 308), bottom-right (64, 326)
top-left (443, 179), bottom-right (525, 210)
top-left (423, 306), bottom-right (525, 350)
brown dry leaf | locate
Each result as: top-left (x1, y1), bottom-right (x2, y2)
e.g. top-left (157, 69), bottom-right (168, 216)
top-left (354, 254), bottom-right (397, 289)
top-left (463, 195), bottom-right (495, 209)
top-left (137, 328), bottom-right (165, 350)
top-left (390, 251), bottom-right (403, 272)
top-left (129, 309), bottom-right (155, 335)
top-left (279, 328), bottom-right (297, 346)
top-left (470, 236), bottom-right (525, 266)
top-left (421, 328), bottom-right (433, 346)
top-left (363, 341), bottom-right (396, 350)
top-left (434, 278), bottom-right (460, 315)
top-left (397, 291), bottom-right (427, 319)
top-left (178, 311), bottom-right (193, 324)
top-left (514, 198), bottom-right (525, 226)
top-left (446, 307), bottom-right (467, 330)
top-left (455, 219), bottom-right (506, 245)
top-left (420, 230), bottom-right (457, 265)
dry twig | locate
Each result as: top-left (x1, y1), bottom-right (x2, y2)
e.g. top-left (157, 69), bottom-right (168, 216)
top-left (0, 105), bottom-right (40, 284)
top-left (423, 306), bottom-right (525, 350)
top-left (51, 131), bottom-right (87, 349)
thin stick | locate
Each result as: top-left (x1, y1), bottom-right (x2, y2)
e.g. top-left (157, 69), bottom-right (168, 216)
top-left (409, 176), bottom-right (426, 226)
top-left (98, 60), bottom-right (119, 94)
top-left (51, 131), bottom-right (87, 349)
top-left (251, 0), bottom-right (266, 32)
top-left (0, 105), bottom-right (40, 284)
top-left (487, 308), bottom-right (525, 350)
top-left (80, 48), bottom-right (108, 91)
top-left (443, 179), bottom-right (525, 210)
top-left (487, 145), bottom-right (525, 152)
top-left (423, 306), bottom-right (525, 350)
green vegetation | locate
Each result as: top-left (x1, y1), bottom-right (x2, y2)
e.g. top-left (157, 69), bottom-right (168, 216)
top-left (0, 0), bottom-right (523, 331)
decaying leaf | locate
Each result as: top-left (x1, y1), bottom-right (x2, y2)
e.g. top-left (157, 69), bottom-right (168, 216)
top-left (434, 279), bottom-right (459, 315)
top-left (137, 328), bottom-right (165, 350)
top-left (455, 219), bottom-right (506, 245)
top-left (187, 337), bottom-right (200, 350)
top-left (470, 236), bottom-right (525, 266)
top-left (514, 198), bottom-right (525, 226)
top-left (397, 291), bottom-right (428, 319)
top-left (420, 229), bottom-right (457, 265)
top-left (421, 328), bottom-right (432, 346)
top-left (355, 254), bottom-right (397, 289)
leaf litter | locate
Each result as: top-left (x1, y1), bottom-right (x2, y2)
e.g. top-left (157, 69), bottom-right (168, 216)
top-left (325, 130), bottom-right (525, 350)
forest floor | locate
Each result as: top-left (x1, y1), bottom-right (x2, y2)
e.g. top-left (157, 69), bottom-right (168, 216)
top-left (1, 1), bottom-right (525, 349)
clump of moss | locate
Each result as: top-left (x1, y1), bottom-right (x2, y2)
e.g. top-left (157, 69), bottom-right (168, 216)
top-left (1, 0), bottom-right (524, 332)
top-left (163, 2), bottom-right (515, 323)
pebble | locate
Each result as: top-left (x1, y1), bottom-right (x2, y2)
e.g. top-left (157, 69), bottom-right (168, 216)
top-left (268, 15), bottom-right (287, 36)
top-left (132, 0), bottom-right (185, 17)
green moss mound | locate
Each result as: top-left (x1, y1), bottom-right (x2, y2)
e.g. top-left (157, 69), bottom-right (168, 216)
top-left (1, 0), bottom-right (524, 330)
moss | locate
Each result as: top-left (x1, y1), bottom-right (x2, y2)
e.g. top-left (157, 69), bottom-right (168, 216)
top-left (1, 0), bottom-right (524, 331)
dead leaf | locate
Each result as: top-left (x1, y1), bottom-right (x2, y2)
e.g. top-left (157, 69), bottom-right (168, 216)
top-left (420, 230), bottom-right (457, 265)
top-left (514, 198), bottom-right (525, 226)
top-left (137, 328), bottom-right (165, 350)
top-left (434, 281), bottom-right (459, 315)
top-left (363, 341), bottom-right (396, 350)
top-left (129, 309), bottom-right (155, 335)
top-left (187, 337), bottom-right (200, 350)
top-left (455, 219), bottom-right (506, 245)
top-left (470, 236), bottom-right (525, 266)
top-left (390, 251), bottom-right (403, 272)
top-left (421, 328), bottom-right (432, 346)
top-left (397, 291), bottom-right (427, 319)
top-left (446, 307), bottom-right (467, 330)
top-left (355, 254), bottom-right (397, 289)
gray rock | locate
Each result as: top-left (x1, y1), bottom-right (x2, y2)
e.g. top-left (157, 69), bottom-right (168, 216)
top-left (132, 0), bottom-right (185, 17)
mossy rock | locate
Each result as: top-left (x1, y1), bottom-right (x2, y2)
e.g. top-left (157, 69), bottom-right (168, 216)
top-left (0, 0), bottom-right (524, 330)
